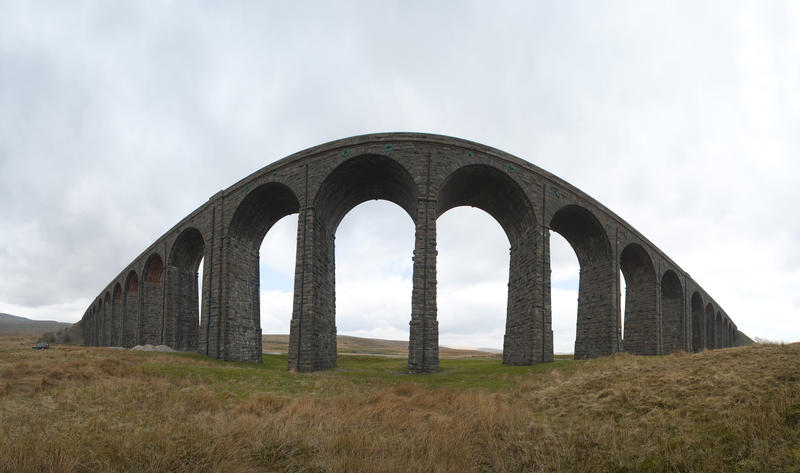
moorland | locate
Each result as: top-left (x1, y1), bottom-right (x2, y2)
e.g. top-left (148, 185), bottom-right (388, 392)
top-left (1, 334), bottom-right (798, 472)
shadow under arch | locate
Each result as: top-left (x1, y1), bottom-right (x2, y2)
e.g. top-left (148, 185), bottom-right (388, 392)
top-left (165, 227), bottom-right (205, 351)
top-left (620, 243), bottom-right (657, 355)
top-left (722, 317), bottom-right (729, 347)
top-left (123, 270), bottom-right (139, 348)
top-left (103, 292), bottom-right (111, 346)
top-left (140, 253), bottom-right (164, 345)
top-left (92, 300), bottom-right (100, 346)
top-left (288, 154), bottom-right (418, 371)
top-left (691, 292), bottom-right (704, 352)
top-left (225, 182), bottom-right (301, 362)
top-left (661, 270), bottom-right (684, 353)
top-left (437, 164), bottom-right (541, 365)
top-left (315, 154), bottom-right (418, 231)
top-left (551, 205), bottom-right (617, 359)
top-left (112, 283), bottom-right (122, 346)
top-left (705, 303), bottom-right (715, 349)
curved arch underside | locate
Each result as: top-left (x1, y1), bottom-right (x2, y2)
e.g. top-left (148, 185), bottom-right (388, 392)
top-left (165, 228), bottom-right (206, 351)
top-left (660, 271), bottom-right (684, 354)
top-left (620, 243), bottom-right (657, 356)
top-left (438, 164), bottom-right (541, 366)
top-left (552, 205), bottom-right (617, 359)
top-left (81, 133), bottom-right (737, 371)
top-left (691, 292), bottom-right (704, 352)
top-left (225, 183), bottom-right (301, 362)
top-left (140, 254), bottom-right (164, 346)
top-left (123, 271), bottom-right (139, 348)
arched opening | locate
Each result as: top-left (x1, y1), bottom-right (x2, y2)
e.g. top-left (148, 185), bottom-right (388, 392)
top-left (551, 205), bottom-right (616, 359)
top-left (258, 215), bottom-right (297, 348)
top-left (227, 182), bottom-right (300, 362)
top-left (438, 164), bottom-right (540, 366)
top-left (437, 206), bottom-right (509, 353)
top-left (166, 228), bottom-right (205, 351)
top-left (94, 300), bottom-right (101, 346)
top-left (715, 311), bottom-right (723, 348)
top-left (691, 292), bottom-right (704, 352)
top-left (123, 271), bottom-right (139, 348)
top-left (90, 304), bottom-right (96, 346)
top-left (87, 308), bottom-right (94, 345)
top-left (112, 284), bottom-right (122, 346)
top-left (722, 318), bottom-right (729, 348)
top-left (140, 253), bottom-right (164, 345)
top-left (301, 154), bottom-right (417, 371)
top-left (336, 201), bottom-right (414, 342)
top-left (705, 303), bottom-right (715, 349)
top-left (661, 271), bottom-right (684, 353)
top-left (548, 233), bottom-right (579, 356)
top-left (103, 293), bottom-right (111, 346)
top-left (619, 244), bottom-right (658, 355)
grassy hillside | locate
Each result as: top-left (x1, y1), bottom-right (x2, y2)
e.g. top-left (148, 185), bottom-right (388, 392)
top-left (1, 334), bottom-right (798, 472)
top-left (263, 333), bottom-right (501, 358)
top-left (0, 313), bottom-right (72, 335)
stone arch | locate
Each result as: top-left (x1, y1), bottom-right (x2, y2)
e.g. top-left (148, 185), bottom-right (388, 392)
top-left (225, 182), bottom-right (301, 362)
top-left (551, 205), bottom-right (616, 359)
top-left (229, 183), bottom-right (301, 248)
top-left (437, 164), bottom-right (540, 366)
top-left (85, 308), bottom-right (91, 346)
top-left (661, 270), bottom-right (684, 354)
top-left (691, 292), bottom-right (704, 352)
top-left (165, 228), bottom-right (206, 351)
top-left (98, 301), bottom-right (103, 345)
top-left (287, 154), bottom-right (418, 371)
top-left (85, 308), bottom-right (92, 345)
top-left (123, 270), bottom-right (139, 348)
top-left (140, 253), bottom-right (164, 345)
top-left (722, 317), bottom-right (729, 347)
top-left (90, 303), bottom-right (96, 346)
top-left (705, 303), bottom-right (715, 349)
top-left (103, 292), bottom-right (111, 345)
top-left (437, 164), bottom-right (537, 242)
top-left (620, 243), bottom-right (658, 355)
top-left (81, 311), bottom-right (87, 344)
top-left (112, 283), bottom-right (122, 346)
top-left (95, 300), bottom-right (102, 346)
top-left (316, 154), bottom-right (418, 232)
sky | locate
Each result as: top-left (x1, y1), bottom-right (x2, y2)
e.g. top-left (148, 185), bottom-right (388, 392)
top-left (1, 1), bottom-right (799, 352)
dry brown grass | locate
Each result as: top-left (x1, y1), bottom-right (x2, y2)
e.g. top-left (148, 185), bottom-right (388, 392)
top-left (1, 335), bottom-right (798, 472)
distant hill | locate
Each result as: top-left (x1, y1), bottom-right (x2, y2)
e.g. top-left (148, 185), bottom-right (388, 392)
top-left (0, 313), bottom-right (73, 335)
top-left (262, 334), bottom-right (502, 358)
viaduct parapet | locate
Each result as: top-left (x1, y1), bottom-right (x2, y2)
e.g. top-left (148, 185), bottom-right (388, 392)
top-left (80, 133), bottom-right (740, 372)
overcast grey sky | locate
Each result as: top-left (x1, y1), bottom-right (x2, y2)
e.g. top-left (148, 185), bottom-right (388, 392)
top-left (1, 1), bottom-right (798, 352)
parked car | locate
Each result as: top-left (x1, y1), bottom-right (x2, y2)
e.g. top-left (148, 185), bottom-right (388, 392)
top-left (32, 342), bottom-right (49, 350)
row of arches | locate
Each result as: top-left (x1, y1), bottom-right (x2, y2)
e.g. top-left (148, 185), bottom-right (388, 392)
top-left (690, 292), bottom-right (737, 351)
top-left (81, 137), bottom-right (737, 371)
top-left (83, 228), bottom-right (206, 349)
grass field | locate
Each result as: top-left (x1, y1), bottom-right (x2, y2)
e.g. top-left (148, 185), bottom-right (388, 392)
top-left (1, 334), bottom-right (798, 472)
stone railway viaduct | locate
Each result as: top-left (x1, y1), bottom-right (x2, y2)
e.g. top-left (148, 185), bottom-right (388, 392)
top-left (80, 133), bottom-right (740, 372)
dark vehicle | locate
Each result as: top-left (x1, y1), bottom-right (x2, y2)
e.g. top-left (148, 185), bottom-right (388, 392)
top-left (32, 342), bottom-right (49, 350)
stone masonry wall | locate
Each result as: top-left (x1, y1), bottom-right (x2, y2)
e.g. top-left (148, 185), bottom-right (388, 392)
top-left (81, 133), bottom-right (739, 371)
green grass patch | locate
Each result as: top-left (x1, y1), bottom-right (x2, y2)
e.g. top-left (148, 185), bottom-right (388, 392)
top-left (138, 352), bottom-right (578, 395)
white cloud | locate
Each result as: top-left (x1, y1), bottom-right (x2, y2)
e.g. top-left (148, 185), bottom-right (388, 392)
top-left (1, 0), bottom-right (799, 350)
